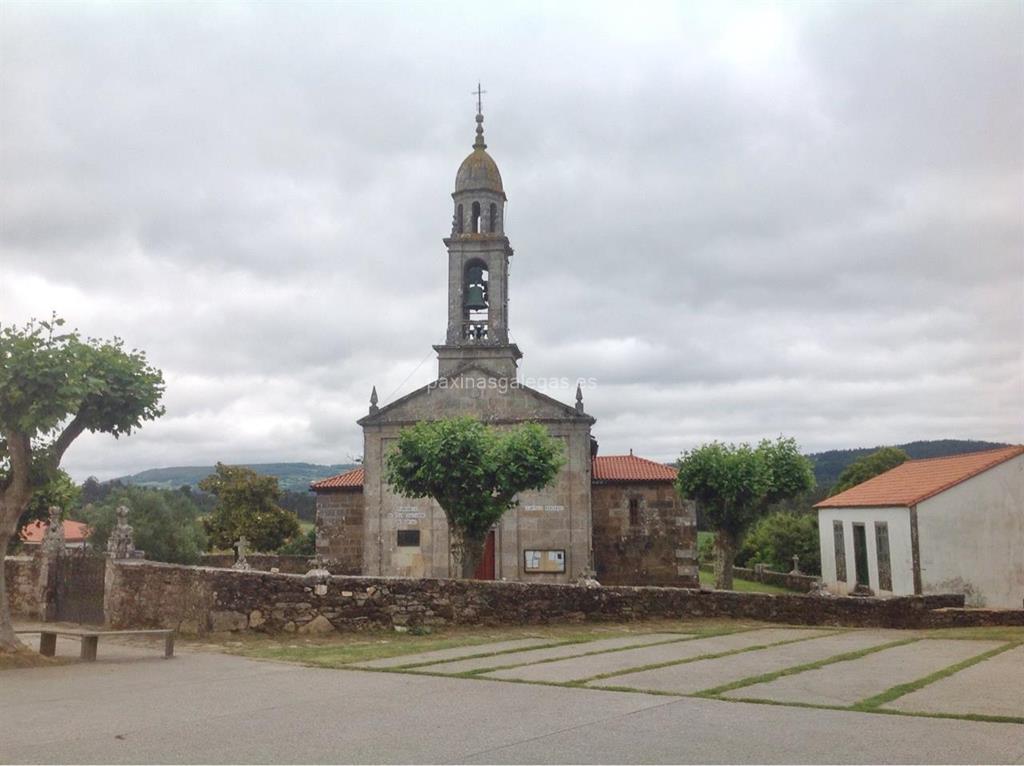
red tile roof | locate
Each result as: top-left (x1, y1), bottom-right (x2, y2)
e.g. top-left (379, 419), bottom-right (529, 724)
top-left (593, 454), bottom-right (677, 482)
top-left (19, 520), bottom-right (90, 544)
top-left (311, 466), bottom-right (365, 490)
top-left (815, 445), bottom-right (1024, 509)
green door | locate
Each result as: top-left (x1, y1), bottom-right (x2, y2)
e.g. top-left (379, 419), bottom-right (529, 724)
top-left (852, 523), bottom-right (870, 588)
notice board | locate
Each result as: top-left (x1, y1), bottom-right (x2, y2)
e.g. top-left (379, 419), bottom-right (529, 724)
top-left (523, 549), bottom-right (566, 573)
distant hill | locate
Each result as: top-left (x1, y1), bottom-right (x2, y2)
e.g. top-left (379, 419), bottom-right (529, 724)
top-left (807, 440), bottom-right (1010, 489)
top-left (117, 463), bottom-right (358, 493)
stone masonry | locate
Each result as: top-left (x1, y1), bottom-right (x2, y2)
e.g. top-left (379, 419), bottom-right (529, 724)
top-left (591, 481), bottom-right (698, 586)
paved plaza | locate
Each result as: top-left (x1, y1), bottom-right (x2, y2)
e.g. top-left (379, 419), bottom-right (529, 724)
top-left (1, 627), bottom-right (1021, 764)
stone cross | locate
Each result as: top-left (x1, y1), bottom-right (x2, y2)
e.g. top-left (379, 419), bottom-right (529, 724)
top-left (106, 504), bottom-right (137, 559)
top-left (233, 536), bottom-right (251, 571)
top-left (790, 554), bottom-right (802, 575)
top-left (41, 505), bottom-right (65, 555)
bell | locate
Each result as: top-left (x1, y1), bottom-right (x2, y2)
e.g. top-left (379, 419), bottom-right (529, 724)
top-left (466, 266), bottom-right (485, 284)
top-left (465, 284), bottom-right (488, 311)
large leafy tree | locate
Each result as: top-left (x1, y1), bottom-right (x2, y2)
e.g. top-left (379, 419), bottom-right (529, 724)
top-left (0, 316), bottom-right (164, 652)
top-left (199, 463), bottom-right (301, 553)
top-left (385, 416), bottom-right (564, 578)
top-left (677, 437), bottom-right (815, 590)
top-left (84, 486), bottom-right (207, 565)
top-left (831, 446), bottom-right (909, 495)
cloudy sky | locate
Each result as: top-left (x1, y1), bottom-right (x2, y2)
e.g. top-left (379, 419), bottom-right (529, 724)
top-left (2, 1), bottom-right (1021, 480)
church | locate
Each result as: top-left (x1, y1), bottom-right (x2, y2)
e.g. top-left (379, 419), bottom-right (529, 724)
top-left (313, 102), bottom-right (698, 587)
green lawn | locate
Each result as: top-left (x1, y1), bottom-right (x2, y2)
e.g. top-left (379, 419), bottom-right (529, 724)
top-left (698, 568), bottom-right (796, 594)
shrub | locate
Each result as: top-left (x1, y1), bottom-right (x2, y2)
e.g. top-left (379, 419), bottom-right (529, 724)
top-left (737, 511), bottom-right (820, 575)
top-left (277, 527), bottom-right (315, 556)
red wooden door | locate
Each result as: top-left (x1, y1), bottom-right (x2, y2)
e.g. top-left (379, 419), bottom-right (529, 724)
top-left (473, 530), bottom-right (496, 580)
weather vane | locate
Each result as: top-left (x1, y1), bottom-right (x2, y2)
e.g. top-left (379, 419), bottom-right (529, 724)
top-left (472, 82), bottom-right (486, 114)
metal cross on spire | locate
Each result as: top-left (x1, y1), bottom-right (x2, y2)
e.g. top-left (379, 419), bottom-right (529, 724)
top-left (472, 82), bottom-right (486, 115)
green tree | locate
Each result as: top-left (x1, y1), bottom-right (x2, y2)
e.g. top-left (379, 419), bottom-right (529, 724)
top-left (677, 437), bottom-right (815, 590)
top-left (199, 463), bottom-right (301, 553)
top-left (0, 316), bottom-right (164, 651)
top-left (831, 446), bottom-right (909, 495)
top-left (22, 469), bottom-right (81, 528)
top-left (85, 486), bottom-right (207, 564)
top-left (738, 511), bottom-right (821, 575)
top-left (385, 416), bottom-right (564, 578)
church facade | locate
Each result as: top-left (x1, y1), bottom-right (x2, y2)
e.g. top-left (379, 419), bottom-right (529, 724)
top-left (313, 106), bottom-right (697, 587)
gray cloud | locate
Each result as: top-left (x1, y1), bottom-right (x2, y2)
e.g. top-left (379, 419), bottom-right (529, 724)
top-left (1, 0), bottom-right (1020, 480)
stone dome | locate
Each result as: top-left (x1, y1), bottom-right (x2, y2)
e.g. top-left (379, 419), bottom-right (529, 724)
top-left (455, 148), bottom-right (504, 195)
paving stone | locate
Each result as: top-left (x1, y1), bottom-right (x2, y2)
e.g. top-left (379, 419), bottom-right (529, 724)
top-left (353, 638), bottom-right (556, 668)
top-left (418, 633), bottom-right (692, 674)
top-left (594, 630), bottom-right (902, 694)
top-left (481, 628), bottom-right (824, 684)
top-left (884, 644), bottom-right (1024, 719)
top-left (725, 639), bottom-right (1005, 707)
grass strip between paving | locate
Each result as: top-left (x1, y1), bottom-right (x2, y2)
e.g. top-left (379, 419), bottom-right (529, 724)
top-left (853, 640), bottom-right (1022, 711)
top-left (690, 636), bottom-right (918, 698)
top-left (454, 626), bottom-right (756, 676)
top-left (709, 691), bottom-right (1024, 726)
top-left (575, 629), bottom-right (843, 686)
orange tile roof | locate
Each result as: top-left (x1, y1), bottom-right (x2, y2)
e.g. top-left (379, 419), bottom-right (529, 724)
top-left (593, 454), bottom-right (678, 482)
top-left (19, 519), bottom-right (90, 544)
top-left (815, 445), bottom-right (1024, 509)
top-left (310, 466), bottom-right (365, 490)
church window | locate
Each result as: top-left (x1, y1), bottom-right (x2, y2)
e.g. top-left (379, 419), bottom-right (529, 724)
top-left (456, 204), bottom-right (464, 233)
top-left (471, 201), bottom-right (481, 233)
top-left (489, 202), bottom-right (498, 233)
top-left (628, 497), bottom-right (641, 527)
top-left (397, 530), bottom-right (420, 547)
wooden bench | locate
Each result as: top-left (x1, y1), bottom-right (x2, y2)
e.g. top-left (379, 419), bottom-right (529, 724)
top-left (15, 628), bottom-right (175, 661)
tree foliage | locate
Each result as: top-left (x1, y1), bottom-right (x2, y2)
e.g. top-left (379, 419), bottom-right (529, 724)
top-left (199, 463), bottom-right (301, 552)
top-left (277, 527), bottom-right (316, 556)
top-left (85, 486), bottom-right (207, 565)
top-left (22, 468), bottom-right (81, 528)
top-left (676, 437), bottom-right (815, 590)
top-left (384, 417), bottom-right (564, 578)
top-left (738, 511), bottom-right (821, 575)
top-left (0, 315), bottom-right (164, 651)
top-left (831, 446), bottom-right (909, 495)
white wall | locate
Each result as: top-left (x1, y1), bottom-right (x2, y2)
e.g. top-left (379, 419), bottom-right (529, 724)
top-left (817, 507), bottom-right (914, 596)
top-left (917, 454), bottom-right (1023, 608)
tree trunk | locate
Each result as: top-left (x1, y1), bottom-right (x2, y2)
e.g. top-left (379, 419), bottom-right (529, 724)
top-left (0, 514), bottom-right (24, 652)
top-left (714, 530), bottom-right (737, 591)
top-left (459, 535), bottom-right (484, 579)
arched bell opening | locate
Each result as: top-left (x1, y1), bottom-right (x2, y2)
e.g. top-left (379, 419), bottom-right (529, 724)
top-left (471, 201), bottom-right (481, 234)
top-left (489, 202), bottom-right (498, 233)
top-left (463, 259), bottom-right (489, 341)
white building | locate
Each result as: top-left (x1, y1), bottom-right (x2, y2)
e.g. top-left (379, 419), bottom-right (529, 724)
top-left (815, 446), bottom-right (1023, 608)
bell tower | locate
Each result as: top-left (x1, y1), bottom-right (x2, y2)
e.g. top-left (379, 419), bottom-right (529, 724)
top-left (435, 90), bottom-right (522, 379)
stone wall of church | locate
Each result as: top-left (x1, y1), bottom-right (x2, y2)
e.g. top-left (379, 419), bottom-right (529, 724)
top-left (591, 482), bottom-right (698, 587)
top-left (314, 489), bottom-right (365, 574)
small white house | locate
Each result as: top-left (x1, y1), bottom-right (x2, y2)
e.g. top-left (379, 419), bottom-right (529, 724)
top-left (816, 446), bottom-right (1023, 608)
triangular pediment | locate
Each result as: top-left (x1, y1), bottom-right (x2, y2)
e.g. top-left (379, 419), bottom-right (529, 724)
top-left (358, 365), bottom-right (593, 426)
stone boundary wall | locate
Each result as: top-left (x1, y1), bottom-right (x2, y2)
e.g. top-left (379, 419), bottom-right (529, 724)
top-left (733, 565), bottom-right (820, 593)
top-left (4, 555), bottom-right (46, 619)
top-left (101, 560), bottom-right (1023, 636)
top-left (199, 554), bottom-right (316, 574)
